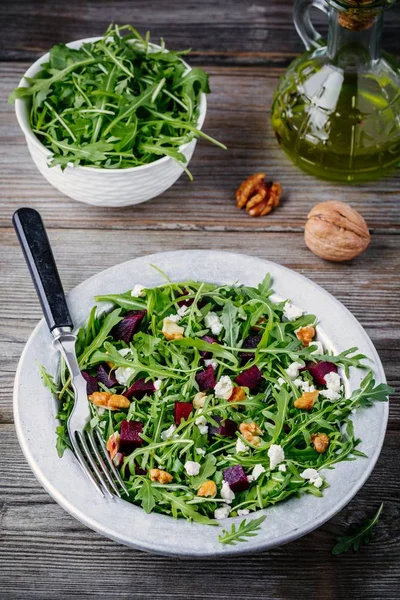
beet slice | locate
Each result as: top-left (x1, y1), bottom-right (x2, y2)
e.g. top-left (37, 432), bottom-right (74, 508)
top-left (177, 288), bottom-right (207, 308)
top-left (196, 365), bottom-right (217, 391)
top-left (305, 361), bottom-right (338, 386)
top-left (119, 420), bottom-right (143, 453)
top-left (97, 364), bottom-right (117, 389)
top-left (81, 371), bottom-right (98, 395)
top-left (200, 335), bottom-right (218, 359)
top-left (209, 416), bottom-right (238, 438)
top-left (124, 378), bottom-right (156, 400)
top-left (174, 402), bottom-right (193, 424)
top-left (239, 335), bottom-right (262, 362)
top-left (223, 465), bottom-right (249, 492)
top-left (235, 365), bottom-right (263, 390)
top-left (111, 310), bottom-right (147, 343)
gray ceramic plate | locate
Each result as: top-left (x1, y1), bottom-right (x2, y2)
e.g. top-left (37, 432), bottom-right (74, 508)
top-left (14, 251), bottom-right (388, 556)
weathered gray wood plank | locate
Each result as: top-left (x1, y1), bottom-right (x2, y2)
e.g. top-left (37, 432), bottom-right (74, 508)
top-left (1, 63), bottom-right (400, 233)
top-left (1, 0), bottom-right (399, 65)
top-left (1, 228), bottom-right (398, 425)
top-left (0, 424), bottom-right (399, 599)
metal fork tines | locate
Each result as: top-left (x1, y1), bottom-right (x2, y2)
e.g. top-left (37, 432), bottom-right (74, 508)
top-left (53, 329), bottom-right (129, 498)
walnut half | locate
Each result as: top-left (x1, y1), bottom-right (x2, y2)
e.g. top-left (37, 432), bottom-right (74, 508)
top-left (236, 173), bottom-right (282, 217)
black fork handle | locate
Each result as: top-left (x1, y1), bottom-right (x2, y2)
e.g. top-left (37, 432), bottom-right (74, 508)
top-left (12, 207), bottom-right (73, 332)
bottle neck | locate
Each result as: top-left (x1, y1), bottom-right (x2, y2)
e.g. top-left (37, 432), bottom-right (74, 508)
top-left (327, 7), bottom-right (383, 66)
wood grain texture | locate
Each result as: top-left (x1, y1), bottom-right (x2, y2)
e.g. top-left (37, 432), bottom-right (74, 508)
top-left (1, 63), bottom-right (400, 233)
top-left (1, 0), bottom-right (399, 65)
top-left (1, 0), bottom-right (400, 597)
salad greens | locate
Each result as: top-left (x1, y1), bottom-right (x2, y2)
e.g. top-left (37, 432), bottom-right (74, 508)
top-left (40, 273), bottom-right (393, 541)
top-left (9, 24), bottom-right (225, 174)
top-left (332, 503), bottom-right (384, 555)
top-left (218, 515), bottom-right (267, 545)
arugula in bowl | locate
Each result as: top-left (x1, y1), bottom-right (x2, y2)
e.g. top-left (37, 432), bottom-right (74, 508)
top-left (9, 24), bottom-right (225, 173)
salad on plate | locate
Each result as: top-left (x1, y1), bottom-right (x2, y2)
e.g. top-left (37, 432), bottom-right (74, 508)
top-left (40, 271), bottom-right (392, 544)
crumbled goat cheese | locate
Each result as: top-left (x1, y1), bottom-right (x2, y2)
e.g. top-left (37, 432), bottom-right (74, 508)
top-left (221, 481), bottom-right (235, 504)
top-left (177, 305), bottom-right (189, 318)
top-left (324, 371), bottom-right (341, 392)
top-left (236, 438), bottom-right (249, 454)
top-left (115, 348), bottom-right (134, 385)
top-left (214, 376), bottom-right (233, 400)
top-left (268, 444), bottom-right (285, 470)
top-left (320, 388), bottom-right (341, 401)
top-left (310, 341), bottom-right (324, 355)
top-left (300, 468), bottom-right (323, 487)
top-left (154, 379), bottom-right (162, 391)
top-left (131, 284), bottom-right (145, 297)
top-left (196, 447), bottom-right (206, 457)
top-left (204, 359), bottom-right (218, 370)
top-left (283, 301), bottom-right (303, 321)
top-left (161, 424), bottom-right (176, 440)
top-left (237, 509), bottom-right (250, 516)
top-left (293, 378), bottom-right (316, 393)
top-left (285, 361), bottom-right (304, 379)
top-left (168, 313), bottom-right (181, 323)
top-left (214, 504), bottom-right (231, 520)
top-left (184, 461), bottom-right (201, 476)
top-left (195, 415), bottom-right (208, 435)
top-left (278, 464), bottom-right (287, 472)
top-left (251, 464), bottom-right (266, 481)
top-left (205, 311), bottom-right (223, 335)
top-left (276, 376), bottom-right (286, 388)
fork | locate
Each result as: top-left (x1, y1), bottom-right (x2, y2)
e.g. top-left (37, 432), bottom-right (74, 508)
top-left (13, 207), bottom-right (129, 499)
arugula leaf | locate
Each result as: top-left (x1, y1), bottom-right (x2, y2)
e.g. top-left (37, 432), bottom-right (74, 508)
top-left (38, 364), bottom-right (59, 395)
top-left (218, 515), bottom-right (266, 545)
top-left (220, 301), bottom-right (239, 348)
top-left (137, 479), bottom-right (158, 513)
top-left (263, 387), bottom-right (290, 443)
top-left (190, 454), bottom-right (217, 490)
top-left (55, 425), bottom-right (71, 457)
top-left (349, 372), bottom-right (394, 408)
top-left (161, 491), bottom-right (217, 525)
top-left (78, 308), bottom-right (122, 366)
top-left (332, 504), bottom-right (383, 555)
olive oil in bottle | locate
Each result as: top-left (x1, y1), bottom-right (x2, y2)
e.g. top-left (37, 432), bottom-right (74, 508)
top-left (272, 0), bottom-right (400, 183)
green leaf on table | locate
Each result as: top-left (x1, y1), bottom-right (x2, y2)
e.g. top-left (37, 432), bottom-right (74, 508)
top-left (332, 503), bottom-right (383, 555)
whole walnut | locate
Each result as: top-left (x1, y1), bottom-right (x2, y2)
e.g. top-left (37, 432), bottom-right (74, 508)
top-left (304, 201), bottom-right (370, 262)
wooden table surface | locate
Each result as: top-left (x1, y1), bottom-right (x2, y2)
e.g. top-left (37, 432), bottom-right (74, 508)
top-left (1, 1), bottom-right (399, 598)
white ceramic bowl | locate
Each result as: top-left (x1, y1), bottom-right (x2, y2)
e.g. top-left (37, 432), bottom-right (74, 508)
top-left (15, 37), bottom-right (207, 207)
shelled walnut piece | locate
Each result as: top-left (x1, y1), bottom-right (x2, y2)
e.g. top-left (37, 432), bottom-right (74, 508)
top-left (294, 390), bottom-right (319, 410)
top-left (197, 480), bottom-right (217, 497)
top-left (149, 469), bottom-right (173, 484)
top-left (311, 432), bottom-right (330, 454)
top-left (239, 421), bottom-right (263, 446)
top-left (296, 325), bottom-right (315, 347)
top-left (304, 200), bottom-right (370, 262)
top-left (236, 172), bottom-right (282, 217)
top-left (89, 391), bottom-right (130, 410)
